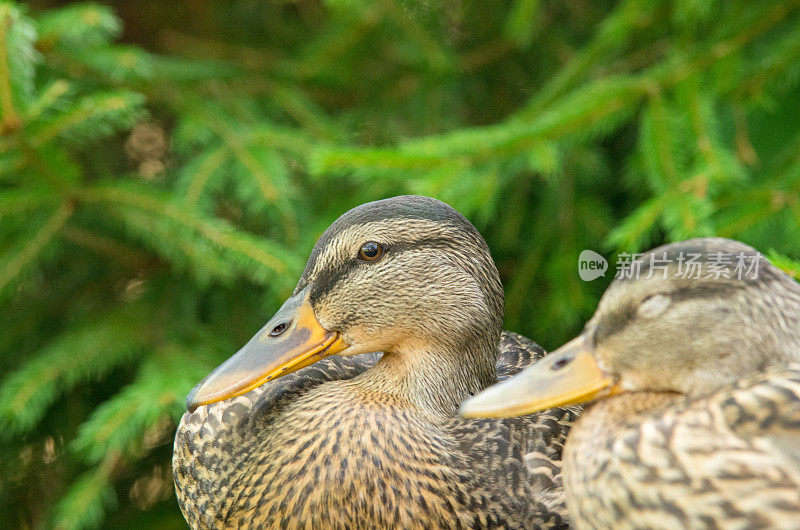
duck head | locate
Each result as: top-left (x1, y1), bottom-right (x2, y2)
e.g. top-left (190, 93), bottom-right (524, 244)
top-left (461, 237), bottom-right (800, 418)
top-left (187, 195), bottom-right (504, 413)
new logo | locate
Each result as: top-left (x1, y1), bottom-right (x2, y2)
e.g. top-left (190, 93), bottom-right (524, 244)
top-left (578, 250), bottom-right (608, 281)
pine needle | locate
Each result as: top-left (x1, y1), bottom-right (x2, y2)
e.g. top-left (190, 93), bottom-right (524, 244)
top-left (0, 201), bottom-right (73, 299)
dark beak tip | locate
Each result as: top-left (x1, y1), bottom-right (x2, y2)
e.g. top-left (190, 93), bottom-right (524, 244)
top-left (185, 370), bottom-right (217, 413)
top-left (185, 394), bottom-right (198, 414)
top-left (185, 383), bottom-right (203, 413)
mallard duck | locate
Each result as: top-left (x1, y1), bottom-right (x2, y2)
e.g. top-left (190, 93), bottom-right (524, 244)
top-left (173, 196), bottom-right (578, 529)
top-left (462, 237), bottom-right (800, 528)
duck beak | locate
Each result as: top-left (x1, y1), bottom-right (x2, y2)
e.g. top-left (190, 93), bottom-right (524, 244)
top-left (460, 335), bottom-right (615, 418)
top-left (186, 285), bottom-right (348, 411)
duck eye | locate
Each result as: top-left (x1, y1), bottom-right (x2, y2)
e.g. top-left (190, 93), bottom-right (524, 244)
top-left (551, 355), bottom-right (573, 371)
top-left (637, 293), bottom-right (670, 319)
top-left (269, 322), bottom-right (288, 337)
top-left (358, 241), bottom-right (384, 262)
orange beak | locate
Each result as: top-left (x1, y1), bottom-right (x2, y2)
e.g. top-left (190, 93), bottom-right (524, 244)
top-left (460, 335), bottom-right (616, 418)
top-left (186, 286), bottom-right (348, 411)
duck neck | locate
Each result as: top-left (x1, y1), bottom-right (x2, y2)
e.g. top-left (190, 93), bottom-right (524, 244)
top-left (356, 334), bottom-right (499, 418)
top-left (564, 391), bottom-right (681, 489)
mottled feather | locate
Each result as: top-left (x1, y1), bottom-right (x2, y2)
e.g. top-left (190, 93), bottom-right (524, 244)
top-left (566, 367), bottom-right (800, 529)
top-left (173, 332), bottom-right (579, 529)
top-left (555, 238), bottom-right (800, 529)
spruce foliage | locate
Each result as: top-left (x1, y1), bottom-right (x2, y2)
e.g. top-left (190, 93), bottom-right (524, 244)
top-left (1, 1), bottom-right (799, 528)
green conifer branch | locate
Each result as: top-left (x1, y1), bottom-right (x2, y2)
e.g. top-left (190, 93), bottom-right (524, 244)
top-left (311, 1), bottom-right (800, 181)
top-left (24, 79), bottom-right (71, 122)
top-left (0, 201), bottom-right (73, 299)
top-left (108, 206), bottom-right (239, 283)
top-left (29, 91), bottom-right (146, 147)
top-left (184, 145), bottom-right (229, 206)
top-left (0, 313), bottom-right (143, 433)
top-left (71, 368), bottom-right (168, 464)
top-left (519, 0), bottom-right (654, 117)
top-left (293, 3), bottom-right (385, 79)
top-left (717, 202), bottom-right (776, 238)
top-left (685, 87), bottom-right (723, 181)
top-left (382, 0), bottom-right (450, 72)
top-left (51, 451), bottom-right (120, 530)
top-left (767, 250), bottom-right (800, 279)
top-left (265, 82), bottom-right (338, 142)
top-left (19, 141), bottom-right (84, 190)
top-left (734, 20), bottom-right (800, 99)
top-left (216, 125), bottom-right (279, 202)
top-left (0, 3), bottom-right (21, 131)
top-left (78, 184), bottom-right (298, 277)
top-left (68, 45), bottom-right (155, 83)
top-left (249, 124), bottom-right (313, 158)
top-left (312, 75), bottom-right (649, 174)
top-left (658, 0), bottom-right (800, 87)
top-left (72, 349), bottom-right (212, 464)
top-left (60, 225), bottom-right (153, 270)
top-left (310, 146), bottom-right (467, 174)
top-left (645, 91), bottom-right (680, 187)
top-left (202, 115), bottom-right (299, 242)
top-left (606, 195), bottom-right (670, 252)
top-left (37, 3), bottom-right (120, 49)
top-left (0, 188), bottom-right (60, 217)
top-left (504, 0), bottom-right (540, 47)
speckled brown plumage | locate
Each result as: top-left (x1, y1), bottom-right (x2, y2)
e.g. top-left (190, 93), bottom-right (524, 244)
top-left (173, 332), bottom-right (577, 529)
top-left (565, 366), bottom-right (800, 529)
top-left (173, 196), bottom-right (579, 529)
top-left (526, 239), bottom-right (800, 529)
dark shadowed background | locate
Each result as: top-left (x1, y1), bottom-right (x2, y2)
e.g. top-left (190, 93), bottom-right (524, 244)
top-left (2, 0), bottom-right (800, 527)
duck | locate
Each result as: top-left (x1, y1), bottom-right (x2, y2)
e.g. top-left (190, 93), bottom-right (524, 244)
top-left (173, 195), bottom-right (579, 529)
top-left (462, 237), bottom-right (800, 528)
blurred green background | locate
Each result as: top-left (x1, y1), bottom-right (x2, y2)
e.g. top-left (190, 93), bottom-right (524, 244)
top-left (2, 0), bottom-right (800, 528)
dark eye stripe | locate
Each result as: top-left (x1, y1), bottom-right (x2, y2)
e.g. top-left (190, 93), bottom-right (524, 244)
top-left (592, 304), bottom-right (636, 345)
top-left (382, 237), bottom-right (457, 253)
top-left (592, 283), bottom-right (744, 344)
top-left (308, 237), bottom-right (455, 304)
top-left (669, 284), bottom-right (741, 301)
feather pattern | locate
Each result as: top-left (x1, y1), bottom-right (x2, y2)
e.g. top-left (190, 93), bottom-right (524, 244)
top-left (565, 367), bottom-right (800, 528)
top-left (173, 332), bottom-right (579, 529)
top-left (552, 238), bottom-right (800, 529)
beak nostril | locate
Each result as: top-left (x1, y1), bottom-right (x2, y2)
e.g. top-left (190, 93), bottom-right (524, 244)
top-left (269, 322), bottom-right (289, 337)
top-left (551, 356), bottom-right (573, 371)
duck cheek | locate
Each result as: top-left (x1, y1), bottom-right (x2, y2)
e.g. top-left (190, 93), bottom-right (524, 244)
top-left (336, 325), bottom-right (386, 356)
top-left (592, 345), bottom-right (619, 376)
top-left (619, 365), bottom-right (682, 394)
